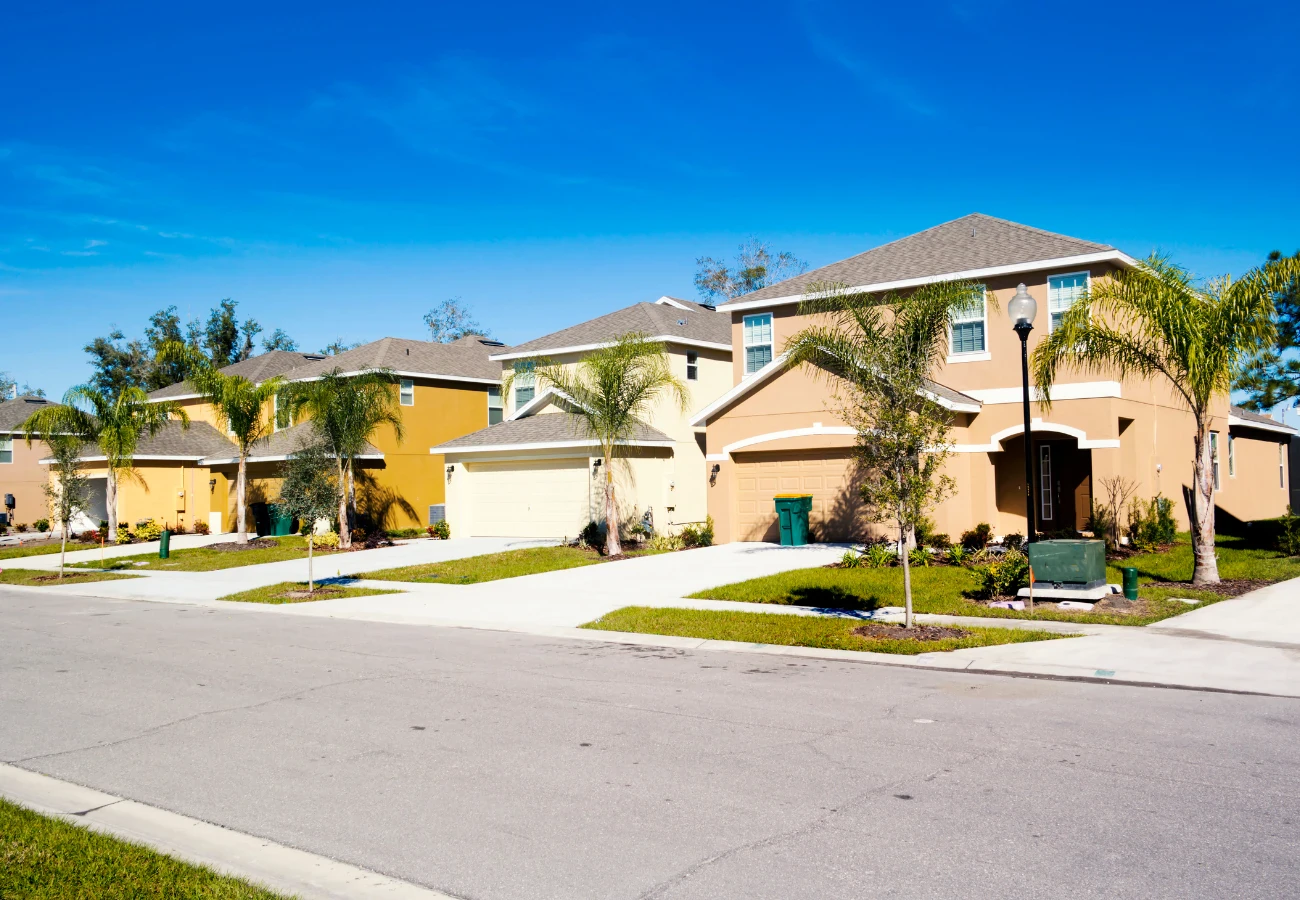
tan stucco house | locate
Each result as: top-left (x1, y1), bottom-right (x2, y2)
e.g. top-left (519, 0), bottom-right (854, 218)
top-left (695, 214), bottom-right (1295, 543)
top-left (0, 395), bottom-right (59, 529)
top-left (434, 297), bottom-right (732, 538)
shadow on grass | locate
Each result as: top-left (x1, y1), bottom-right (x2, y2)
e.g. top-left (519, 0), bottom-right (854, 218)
top-left (787, 586), bottom-right (886, 612)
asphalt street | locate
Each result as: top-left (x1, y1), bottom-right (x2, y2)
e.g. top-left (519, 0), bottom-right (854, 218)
top-left (2, 588), bottom-right (1297, 900)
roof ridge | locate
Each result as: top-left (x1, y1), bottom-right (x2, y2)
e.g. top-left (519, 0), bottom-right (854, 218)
top-left (968, 212), bottom-right (1111, 250)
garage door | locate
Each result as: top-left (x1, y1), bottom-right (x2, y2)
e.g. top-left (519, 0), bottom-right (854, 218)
top-left (734, 449), bottom-right (867, 542)
top-left (467, 458), bottom-right (592, 538)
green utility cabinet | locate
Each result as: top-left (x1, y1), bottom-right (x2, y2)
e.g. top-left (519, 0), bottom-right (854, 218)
top-left (775, 494), bottom-right (813, 546)
top-left (266, 504), bottom-right (296, 537)
top-left (1026, 539), bottom-right (1107, 589)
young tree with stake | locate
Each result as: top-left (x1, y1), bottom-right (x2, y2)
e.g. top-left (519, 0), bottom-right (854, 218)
top-left (277, 442), bottom-right (342, 593)
top-left (33, 434), bottom-right (91, 580)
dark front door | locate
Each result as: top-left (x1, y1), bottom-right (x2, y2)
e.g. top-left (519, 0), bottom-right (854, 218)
top-left (1034, 440), bottom-right (1092, 533)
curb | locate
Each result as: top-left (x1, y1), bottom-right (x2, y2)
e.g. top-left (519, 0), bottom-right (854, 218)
top-left (0, 763), bottom-right (456, 900)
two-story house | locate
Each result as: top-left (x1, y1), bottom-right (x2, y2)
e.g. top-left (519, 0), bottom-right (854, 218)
top-left (434, 297), bottom-right (732, 539)
top-left (0, 395), bottom-right (60, 529)
top-left (694, 214), bottom-right (1295, 543)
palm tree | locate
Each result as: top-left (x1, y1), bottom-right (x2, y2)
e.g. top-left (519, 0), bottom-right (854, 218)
top-left (22, 386), bottom-right (187, 543)
top-left (1032, 254), bottom-right (1297, 585)
top-left (282, 369), bottom-right (404, 549)
top-left (784, 280), bottom-right (977, 627)
top-left (521, 334), bottom-right (688, 557)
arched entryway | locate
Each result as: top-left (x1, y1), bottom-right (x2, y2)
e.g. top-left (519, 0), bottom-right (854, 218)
top-left (992, 428), bottom-right (1094, 535)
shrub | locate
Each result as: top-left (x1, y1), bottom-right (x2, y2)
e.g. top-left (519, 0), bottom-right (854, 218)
top-left (578, 521), bottom-right (603, 549)
top-left (864, 543), bottom-right (896, 568)
top-left (926, 532), bottom-right (951, 550)
top-left (76, 529), bottom-right (100, 543)
top-left (679, 516), bottom-right (715, 549)
top-left (960, 522), bottom-right (992, 550)
top-left (649, 532), bottom-right (684, 552)
top-left (34, 519), bottom-right (50, 533)
top-left (946, 544), bottom-right (971, 567)
top-left (117, 531), bottom-right (136, 544)
top-left (15, 522), bottom-right (28, 533)
top-left (387, 527), bottom-right (423, 539)
top-left (1279, 506), bottom-right (1300, 556)
top-left (913, 516), bottom-right (937, 547)
top-left (134, 520), bottom-right (163, 542)
top-left (907, 546), bottom-right (930, 568)
top-left (840, 549), bottom-right (863, 568)
top-left (429, 520), bottom-right (451, 540)
top-left (314, 530), bottom-right (340, 549)
top-left (970, 549), bottom-right (1030, 599)
top-left (1128, 495), bottom-right (1176, 550)
top-left (1002, 532), bottom-right (1024, 552)
top-left (193, 519), bottom-right (210, 535)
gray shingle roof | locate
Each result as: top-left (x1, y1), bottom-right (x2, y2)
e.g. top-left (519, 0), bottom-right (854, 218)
top-left (282, 336), bottom-right (504, 383)
top-left (1230, 405), bottom-right (1296, 433)
top-left (64, 421), bottom-right (238, 460)
top-left (495, 301), bottom-right (731, 358)
top-left (149, 350), bottom-right (332, 399)
top-left (433, 412), bottom-right (673, 452)
top-left (200, 421), bottom-right (382, 464)
top-left (720, 214), bottom-right (1120, 306)
top-left (0, 396), bottom-right (57, 433)
top-left (924, 379), bottom-right (982, 409)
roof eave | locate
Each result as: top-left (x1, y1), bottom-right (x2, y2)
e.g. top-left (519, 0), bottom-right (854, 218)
top-left (490, 336), bottom-right (731, 362)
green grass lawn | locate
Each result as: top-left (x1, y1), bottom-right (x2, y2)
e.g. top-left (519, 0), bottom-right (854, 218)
top-left (582, 606), bottom-right (1071, 655)
top-left (0, 540), bottom-right (71, 561)
top-left (218, 581), bottom-right (405, 603)
top-left (688, 534), bottom-right (1297, 627)
top-left (0, 568), bottom-right (138, 587)
top-left (364, 544), bottom-right (664, 584)
top-left (0, 798), bottom-right (289, 899)
top-left (69, 535), bottom-right (339, 573)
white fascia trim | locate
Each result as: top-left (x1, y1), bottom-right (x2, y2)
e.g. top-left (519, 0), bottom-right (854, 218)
top-left (199, 453), bottom-right (385, 465)
top-left (147, 393), bottom-right (201, 403)
top-left (48, 454), bottom-right (207, 464)
top-left (951, 418), bottom-right (1121, 452)
top-left (945, 351), bottom-right (991, 365)
top-left (431, 439), bottom-right (675, 455)
top-left (289, 370), bottom-right (500, 386)
top-left (655, 296), bottom-right (691, 309)
top-left (1227, 415), bottom-right (1297, 436)
top-left (491, 337), bottom-right (732, 362)
top-left (721, 425), bottom-right (858, 456)
top-left (962, 381), bottom-right (1122, 405)
top-left (509, 387), bottom-right (577, 421)
top-left (719, 250), bottom-right (1139, 312)
top-left (689, 352), bottom-right (792, 426)
top-left (924, 390), bottom-right (982, 413)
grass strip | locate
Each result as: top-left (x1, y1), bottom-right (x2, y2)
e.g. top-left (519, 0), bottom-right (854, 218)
top-left (69, 535), bottom-right (342, 573)
top-left (0, 797), bottom-right (290, 899)
top-left (365, 544), bottom-right (659, 584)
top-left (0, 541), bottom-right (70, 561)
top-left (582, 606), bottom-right (1071, 655)
top-left (217, 581), bottom-right (405, 604)
top-left (0, 568), bottom-right (138, 587)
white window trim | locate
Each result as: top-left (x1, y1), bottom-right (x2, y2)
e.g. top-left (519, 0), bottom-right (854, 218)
top-left (1047, 270), bottom-right (1091, 334)
top-left (1281, 444), bottom-right (1287, 488)
top-left (686, 350), bottom-right (699, 381)
top-left (947, 286), bottom-right (988, 361)
top-left (0, 434), bottom-right (12, 464)
top-left (1210, 431), bottom-right (1220, 491)
top-left (742, 313), bottom-right (774, 378)
top-left (1228, 434), bottom-right (1235, 477)
top-left (399, 378), bottom-right (415, 407)
top-left (487, 385), bottom-right (504, 424)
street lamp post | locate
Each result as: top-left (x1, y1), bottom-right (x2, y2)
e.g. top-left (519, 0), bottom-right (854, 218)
top-left (1009, 283), bottom-right (1038, 544)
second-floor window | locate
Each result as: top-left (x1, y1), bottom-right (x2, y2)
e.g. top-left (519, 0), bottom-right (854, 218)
top-left (487, 386), bottom-right (503, 424)
top-left (514, 362), bottom-right (536, 407)
top-left (1210, 431), bottom-right (1220, 490)
top-left (1048, 272), bottom-right (1089, 332)
top-left (0, 435), bottom-right (11, 464)
top-left (743, 313), bottom-right (773, 375)
top-left (686, 351), bottom-right (699, 381)
top-left (1228, 434), bottom-right (1235, 478)
top-left (949, 287), bottom-right (987, 355)
top-left (400, 378), bottom-right (415, 406)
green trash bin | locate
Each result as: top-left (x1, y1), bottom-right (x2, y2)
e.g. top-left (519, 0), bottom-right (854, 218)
top-left (1121, 566), bottom-right (1140, 601)
top-left (774, 494), bottom-right (813, 546)
top-left (266, 504), bottom-right (296, 537)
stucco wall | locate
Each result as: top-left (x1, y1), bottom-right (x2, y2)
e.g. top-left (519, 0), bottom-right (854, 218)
top-left (0, 434), bottom-right (53, 529)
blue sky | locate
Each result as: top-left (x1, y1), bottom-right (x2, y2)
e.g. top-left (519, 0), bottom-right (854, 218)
top-left (3, 1), bottom-right (1297, 397)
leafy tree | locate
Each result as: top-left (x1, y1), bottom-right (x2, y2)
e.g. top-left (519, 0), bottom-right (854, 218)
top-left (320, 338), bottom-right (362, 355)
top-left (1235, 249), bottom-right (1300, 410)
top-left (423, 298), bottom-right (489, 342)
top-left (517, 334), bottom-right (688, 557)
top-left (84, 329), bottom-right (150, 396)
top-left (203, 299), bottom-right (262, 367)
top-left (261, 328), bottom-right (298, 352)
top-left (785, 280), bottom-right (978, 627)
top-left (695, 238), bottom-right (808, 302)
top-left (282, 369), bottom-right (405, 549)
top-left (1033, 254), bottom-right (1298, 585)
top-left (159, 343), bottom-right (281, 544)
top-left (143, 306), bottom-right (203, 390)
top-left (0, 371), bottom-right (44, 398)
top-left (32, 434), bottom-right (90, 579)
top-left (23, 386), bottom-right (187, 543)
top-left (277, 441), bottom-right (342, 592)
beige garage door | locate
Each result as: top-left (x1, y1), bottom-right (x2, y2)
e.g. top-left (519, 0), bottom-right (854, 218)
top-left (734, 449), bottom-right (867, 542)
top-left (468, 458), bottom-right (591, 538)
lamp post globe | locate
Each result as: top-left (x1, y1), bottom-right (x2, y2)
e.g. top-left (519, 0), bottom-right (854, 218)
top-left (1009, 283), bottom-right (1038, 330)
top-left (1010, 283), bottom-right (1038, 544)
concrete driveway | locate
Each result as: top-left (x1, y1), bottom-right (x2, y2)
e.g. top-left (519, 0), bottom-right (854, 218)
top-left (1146, 577), bottom-right (1300, 644)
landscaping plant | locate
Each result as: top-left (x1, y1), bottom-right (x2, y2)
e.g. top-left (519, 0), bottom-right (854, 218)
top-left (277, 441), bottom-right (343, 593)
top-left (864, 543), bottom-right (896, 568)
top-left (36, 434), bottom-right (90, 580)
top-left (1097, 475), bottom-right (1138, 550)
top-left (1033, 252), bottom-right (1299, 584)
top-left (34, 519), bottom-right (49, 533)
top-left (23, 385), bottom-right (186, 543)
top-left (430, 519), bottom-right (450, 540)
top-left (840, 549), bottom-right (863, 568)
top-left (960, 523), bottom-right (992, 550)
top-left (907, 546), bottom-right (930, 568)
top-left (945, 544), bottom-right (971, 566)
top-left (971, 549), bottom-right (1030, 600)
top-left (1279, 506), bottom-right (1300, 556)
top-left (1128, 494), bottom-right (1177, 550)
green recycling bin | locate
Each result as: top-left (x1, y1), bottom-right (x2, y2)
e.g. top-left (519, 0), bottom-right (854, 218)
top-left (159, 529), bottom-right (170, 559)
top-left (266, 504), bottom-right (296, 537)
top-left (1121, 566), bottom-right (1140, 601)
top-left (774, 494), bottom-right (813, 546)
top-left (1025, 539), bottom-right (1107, 588)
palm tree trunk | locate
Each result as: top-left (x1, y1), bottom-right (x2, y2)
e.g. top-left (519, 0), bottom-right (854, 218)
top-left (106, 469), bottom-right (118, 543)
top-left (236, 452), bottom-right (248, 545)
top-left (1191, 420), bottom-right (1220, 585)
top-left (603, 451), bottom-right (621, 557)
top-left (336, 457), bottom-right (350, 550)
top-left (900, 518), bottom-right (913, 628)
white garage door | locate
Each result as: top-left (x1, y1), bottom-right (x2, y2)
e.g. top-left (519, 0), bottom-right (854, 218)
top-left (734, 449), bottom-right (867, 542)
top-left (468, 458), bottom-right (592, 538)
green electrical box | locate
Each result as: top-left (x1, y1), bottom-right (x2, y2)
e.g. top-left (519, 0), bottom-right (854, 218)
top-left (1026, 539), bottom-right (1107, 588)
top-left (266, 504), bottom-right (296, 537)
top-left (774, 494), bottom-right (813, 546)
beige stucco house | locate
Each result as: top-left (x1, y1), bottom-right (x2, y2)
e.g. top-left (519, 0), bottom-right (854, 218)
top-left (0, 395), bottom-right (59, 529)
top-left (434, 297), bottom-right (732, 539)
top-left (695, 214), bottom-right (1295, 543)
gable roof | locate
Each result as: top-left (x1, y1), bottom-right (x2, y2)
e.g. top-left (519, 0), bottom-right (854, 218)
top-left (53, 420), bottom-right (238, 462)
top-left (149, 350), bottom-right (331, 400)
top-left (431, 411), bottom-right (674, 454)
top-left (720, 213), bottom-right (1135, 310)
top-left (490, 300), bottom-right (731, 361)
top-left (0, 395), bottom-right (57, 433)
top-left (1229, 405), bottom-right (1297, 436)
top-left (282, 336), bottom-right (504, 384)
top-left (198, 421), bottom-right (382, 465)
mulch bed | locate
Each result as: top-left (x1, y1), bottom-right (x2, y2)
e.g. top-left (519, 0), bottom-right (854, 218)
top-left (29, 573), bottom-right (99, 583)
top-left (853, 623), bottom-right (973, 641)
top-left (207, 538), bottom-right (282, 552)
